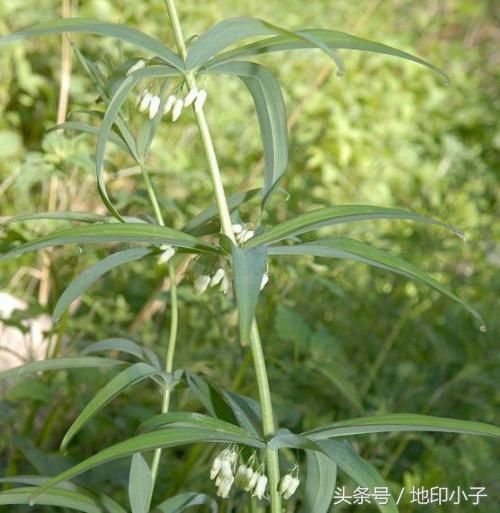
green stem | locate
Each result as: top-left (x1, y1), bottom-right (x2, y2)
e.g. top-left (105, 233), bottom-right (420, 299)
top-left (140, 165), bottom-right (179, 486)
top-left (163, 2), bottom-right (281, 511)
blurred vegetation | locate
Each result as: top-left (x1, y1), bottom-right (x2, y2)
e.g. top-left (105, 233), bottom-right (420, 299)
top-left (0, 0), bottom-right (499, 512)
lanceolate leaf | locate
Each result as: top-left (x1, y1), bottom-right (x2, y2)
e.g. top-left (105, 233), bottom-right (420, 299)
top-left (316, 439), bottom-right (399, 513)
top-left (0, 223), bottom-right (220, 261)
top-left (153, 492), bottom-right (217, 513)
top-left (128, 454), bottom-right (153, 513)
top-left (207, 28), bottom-right (448, 82)
top-left (82, 338), bottom-right (161, 369)
top-left (95, 65), bottom-right (182, 220)
top-left (0, 18), bottom-right (184, 70)
top-left (231, 244), bottom-right (268, 345)
top-left (304, 450), bottom-right (337, 513)
top-left (54, 248), bottom-right (153, 321)
top-left (29, 427), bottom-right (265, 501)
top-left (0, 357), bottom-right (125, 383)
top-left (1, 211), bottom-right (105, 226)
top-left (245, 205), bottom-right (464, 249)
top-left (187, 17), bottom-right (343, 71)
top-left (268, 237), bottom-right (485, 327)
top-left (139, 412), bottom-right (255, 439)
top-left (204, 62), bottom-right (287, 201)
top-left (61, 363), bottom-right (162, 451)
top-left (304, 414), bottom-right (500, 440)
top-left (0, 486), bottom-right (106, 513)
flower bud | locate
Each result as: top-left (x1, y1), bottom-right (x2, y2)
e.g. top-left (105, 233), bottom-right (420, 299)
top-left (158, 245), bottom-right (175, 264)
top-left (279, 474), bottom-right (293, 495)
top-left (217, 475), bottom-right (234, 498)
top-left (210, 456), bottom-right (222, 480)
top-left (284, 476), bottom-right (300, 499)
top-left (149, 95), bottom-right (161, 119)
top-left (194, 88), bottom-right (207, 110)
top-left (172, 98), bottom-right (184, 121)
top-left (232, 223), bottom-right (244, 235)
top-left (210, 268), bottom-right (225, 287)
top-left (237, 229), bottom-right (254, 244)
top-left (163, 94), bottom-right (176, 115)
top-left (126, 59), bottom-right (146, 75)
top-left (244, 468), bottom-right (258, 492)
top-left (260, 273), bottom-right (269, 290)
top-left (138, 92), bottom-right (152, 112)
top-left (219, 275), bottom-right (230, 295)
top-left (194, 274), bottom-right (211, 295)
top-left (183, 87), bottom-right (198, 107)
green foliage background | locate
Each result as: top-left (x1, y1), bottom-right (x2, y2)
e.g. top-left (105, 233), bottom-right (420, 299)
top-left (0, 0), bottom-right (498, 511)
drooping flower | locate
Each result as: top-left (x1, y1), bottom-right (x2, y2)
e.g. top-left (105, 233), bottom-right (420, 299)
top-left (126, 59), bottom-right (146, 75)
top-left (163, 94), bottom-right (177, 115)
top-left (183, 87), bottom-right (198, 107)
top-left (194, 274), bottom-right (211, 295)
top-left (149, 95), bottom-right (161, 119)
top-left (219, 275), bottom-right (230, 295)
top-left (252, 474), bottom-right (268, 500)
top-left (158, 245), bottom-right (176, 264)
top-left (210, 268), bottom-right (226, 287)
top-left (172, 98), bottom-right (184, 121)
top-left (279, 473), bottom-right (300, 499)
top-left (232, 223), bottom-right (244, 235)
top-left (194, 88), bottom-right (208, 110)
top-left (138, 91), bottom-right (153, 112)
top-left (260, 273), bottom-right (269, 290)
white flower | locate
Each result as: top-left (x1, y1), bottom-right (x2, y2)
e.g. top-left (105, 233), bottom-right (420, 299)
top-left (136, 89), bottom-right (147, 106)
top-left (235, 464), bottom-right (248, 487)
top-left (194, 88), bottom-right (208, 110)
top-left (236, 229), bottom-right (254, 244)
top-left (260, 273), bottom-right (269, 291)
top-left (149, 95), bottom-right (161, 119)
top-left (244, 468), bottom-right (258, 492)
top-left (172, 98), bottom-right (184, 121)
top-left (217, 474), bottom-right (234, 498)
top-left (163, 94), bottom-right (177, 115)
top-left (252, 474), bottom-right (268, 500)
top-left (126, 59), bottom-right (146, 75)
top-left (194, 274), bottom-right (211, 295)
top-left (279, 474), bottom-right (293, 496)
top-left (210, 268), bottom-right (225, 287)
top-left (219, 275), bottom-right (230, 295)
top-left (283, 477), bottom-right (300, 499)
top-left (210, 456), bottom-right (222, 480)
top-left (232, 223), bottom-right (244, 235)
top-left (158, 245), bottom-right (176, 264)
top-left (138, 92), bottom-right (153, 112)
top-left (183, 87), bottom-right (198, 107)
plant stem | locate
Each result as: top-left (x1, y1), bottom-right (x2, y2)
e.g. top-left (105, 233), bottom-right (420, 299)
top-left (141, 165), bottom-right (179, 485)
top-left (163, 2), bottom-right (281, 510)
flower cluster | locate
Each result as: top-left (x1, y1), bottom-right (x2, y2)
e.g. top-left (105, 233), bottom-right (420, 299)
top-left (194, 267), bottom-right (230, 295)
top-left (136, 86), bottom-right (208, 121)
top-left (279, 472), bottom-right (300, 500)
top-left (235, 463), bottom-right (268, 499)
top-left (209, 447), bottom-right (238, 498)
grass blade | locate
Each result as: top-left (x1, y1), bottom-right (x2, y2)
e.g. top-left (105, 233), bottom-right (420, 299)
top-left (304, 450), bottom-right (337, 513)
top-left (1, 211), bottom-right (105, 226)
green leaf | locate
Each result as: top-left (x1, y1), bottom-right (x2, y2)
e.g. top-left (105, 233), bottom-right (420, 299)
top-left (61, 363), bottom-right (162, 451)
top-left (0, 357), bottom-right (125, 383)
top-left (129, 453), bottom-right (153, 513)
top-left (0, 486), bottom-right (105, 513)
top-left (268, 237), bottom-right (485, 328)
top-left (223, 390), bottom-right (262, 437)
top-left (82, 338), bottom-right (161, 369)
top-left (0, 222), bottom-right (220, 261)
top-left (304, 413), bottom-right (500, 439)
top-left (304, 450), bottom-right (337, 513)
top-left (1, 211), bottom-right (105, 226)
top-left (139, 411), bottom-right (256, 439)
top-left (245, 205), bottom-right (464, 248)
top-left (49, 121), bottom-right (132, 155)
top-left (316, 438), bottom-right (399, 513)
top-left (29, 427), bottom-right (265, 502)
top-left (0, 477), bottom-right (127, 513)
top-left (183, 188), bottom-right (261, 236)
top-left (231, 244), bottom-right (267, 345)
top-left (187, 17), bottom-right (343, 72)
top-left (95, 65), bottom-right (182, 220)
top-left (153, 492), bottom-right (217, 513)
top-left (207, 27), bottom-right (448, 82)
top-left (54, 248), bottom-right (153, 322)
top-left (0, 18), bottom-right (184, 70)
top-left (204, 62), bottom-right (287, 201)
